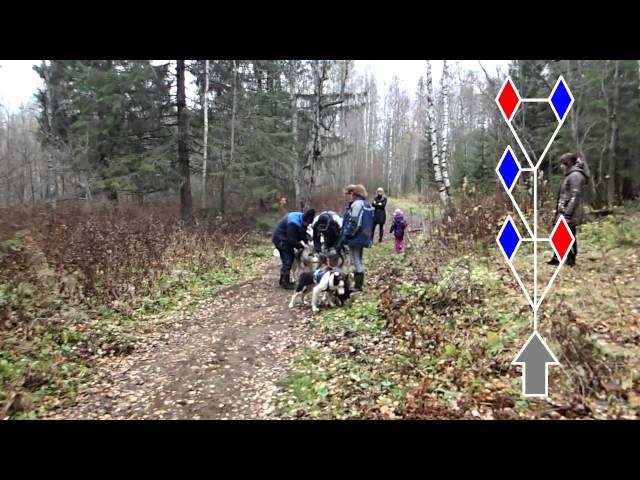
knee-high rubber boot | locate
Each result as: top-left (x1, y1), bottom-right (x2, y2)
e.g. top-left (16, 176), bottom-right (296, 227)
top-left (353, 272), bottom-right (364, 291)
top-left (280, 272), bottom-right (295, 290)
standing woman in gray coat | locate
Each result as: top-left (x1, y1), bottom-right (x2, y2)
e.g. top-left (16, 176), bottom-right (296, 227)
top-left (548, 153), bottom-right (590, 266)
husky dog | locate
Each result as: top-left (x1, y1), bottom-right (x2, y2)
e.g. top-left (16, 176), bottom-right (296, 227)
top-left (289, 266), bottom-right (351, 313)
top-left (273, 242), bottom-right (320, 278)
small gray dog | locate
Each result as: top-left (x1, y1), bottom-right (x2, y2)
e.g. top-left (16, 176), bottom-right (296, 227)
top-left (273, 242), bottom-right (320, 279)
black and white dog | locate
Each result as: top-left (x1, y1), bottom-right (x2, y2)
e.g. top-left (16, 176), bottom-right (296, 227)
top-left (289, 268), bottom-right (351, 313)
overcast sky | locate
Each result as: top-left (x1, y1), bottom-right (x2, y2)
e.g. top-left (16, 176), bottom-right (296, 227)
top-left (353, 60), bottom-right (509, 92)
top-left (0, 60), bottom-right (511, 113)
top-left (0, 60), bottom-right (42, 111)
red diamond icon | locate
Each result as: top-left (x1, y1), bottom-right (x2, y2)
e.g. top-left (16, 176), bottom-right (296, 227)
top-left (496, 78), bottom-right (521, 122)
top-left (550, 216), bottom-right (575, 261)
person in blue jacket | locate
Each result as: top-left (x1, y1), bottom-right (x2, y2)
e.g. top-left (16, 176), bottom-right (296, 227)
top-left (272, 209), bottom-right (316, 289)
top-left (335, 184), bottom-right (374, 292)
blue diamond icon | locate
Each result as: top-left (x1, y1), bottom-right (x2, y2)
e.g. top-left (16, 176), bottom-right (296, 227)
top-left (496, 146), bottom-right (521, 192)
top-left (550, 77), bottom-right (573, 122)
top-left (497, 216), bottom-right (521, 261)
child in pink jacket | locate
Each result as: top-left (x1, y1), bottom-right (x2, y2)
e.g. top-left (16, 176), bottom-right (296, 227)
top-left (389, 209), bottom-right (407, 253)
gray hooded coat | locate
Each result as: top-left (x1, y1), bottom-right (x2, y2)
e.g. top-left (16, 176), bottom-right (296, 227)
top-left (556, 162), bottom-right (590, 226)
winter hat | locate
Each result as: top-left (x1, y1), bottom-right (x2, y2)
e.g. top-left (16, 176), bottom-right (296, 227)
top-left (559, 152), bottom-right (578, 167)
top-left (394, 208), bottom-right (403, 217)
top-left (303, 209), bottom-right (316, 223)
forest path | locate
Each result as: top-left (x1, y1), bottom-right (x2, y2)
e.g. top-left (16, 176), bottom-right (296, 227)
top-left (49, 257), bottom-right (313, 419)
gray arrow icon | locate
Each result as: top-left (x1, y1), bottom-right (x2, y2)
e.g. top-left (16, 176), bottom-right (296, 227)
top-left (512, 331), bottom-right (559, 397)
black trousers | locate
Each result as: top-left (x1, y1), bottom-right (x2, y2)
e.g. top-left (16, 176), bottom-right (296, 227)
top-left (274, 241), bottom-right (295, 275)
top-left (372, 222), bottom-right (384, 242)
top-left (323, 232), bottom-right (339, 251)
top-left (568, 223), bottom-right (578, 264)
top-left (551, 223), bottom-right (578, 264)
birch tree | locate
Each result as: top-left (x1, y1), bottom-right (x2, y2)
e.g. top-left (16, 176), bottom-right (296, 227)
top-left (440, 60), bottom-right (452, 196)
top-left (425, 60), bottom-right (453, 218)
top-left (201, 59), bottom-right (209, 209)
top-left (42, 61), bottom-right (57, 209)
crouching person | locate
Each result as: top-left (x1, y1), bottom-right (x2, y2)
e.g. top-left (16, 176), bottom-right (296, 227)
top-left (272, 209), bottom-right (315, 289)
top-left (311, 210), bottom-right (343, 254)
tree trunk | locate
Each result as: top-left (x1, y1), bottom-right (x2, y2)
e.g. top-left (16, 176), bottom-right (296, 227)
top-left (426, 60), bottom-right (451, 218)
top-left (598, 128), bottom-right (606, 205)
top-left (292, 96), bottom-right (301, 208)
top-left (201, 59), bottom-right (209, 209)
top-left (387, 120), bottom-right (393, 194)
top-left (367, 80), bottom-right (377, 180)
top-left (47, 151), bottom-right (56, 208)
top-left (219, 60), bottom-right (238, 215)
top-left (601, 60), bottom-right (620, 208)
top-left (25, 148), bottom-right (36, 206)
top-left (480, 114), bottom-right (486, 193)
top-left (607, 60), bottom-right (620, 207)
top-left (177, 60), bottom-right (193, 225)
top-left (382, 87), bottom-right (388, 190)
top-left (220, 172), bottom-right (226, 214)
top-left (440, 60), bottom-right (452, 194)
top-left (568, 60), bottom-right (580, 153)
top-left (230, 60), bottom-right (237, 175)
top-left (301, 61), bottom-right (324, 209)
top-left (363, 88), bottom-right (369, 180)
top-left (44, 62), bottom-right (57, 210)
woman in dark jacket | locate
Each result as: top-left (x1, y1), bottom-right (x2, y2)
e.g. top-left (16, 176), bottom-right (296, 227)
top-left (371, 187), bottom-right (387, 243)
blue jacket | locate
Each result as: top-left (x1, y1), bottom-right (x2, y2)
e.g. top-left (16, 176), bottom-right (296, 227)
top-left (272, 212), bottom-right (309, 247)
top-left (338, 196), bottom-right (374, 248)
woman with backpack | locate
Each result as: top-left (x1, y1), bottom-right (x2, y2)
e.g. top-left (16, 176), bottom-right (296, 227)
top-left (336, 184), bottom-right (374, 292)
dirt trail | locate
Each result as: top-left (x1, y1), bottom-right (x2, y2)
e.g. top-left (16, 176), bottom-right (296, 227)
top-left (49, 259), bottom-right (313, 419)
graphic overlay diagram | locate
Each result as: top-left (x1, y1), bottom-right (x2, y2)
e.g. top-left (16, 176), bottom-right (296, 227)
top-left (495, 76), bottom-right (574, 397)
